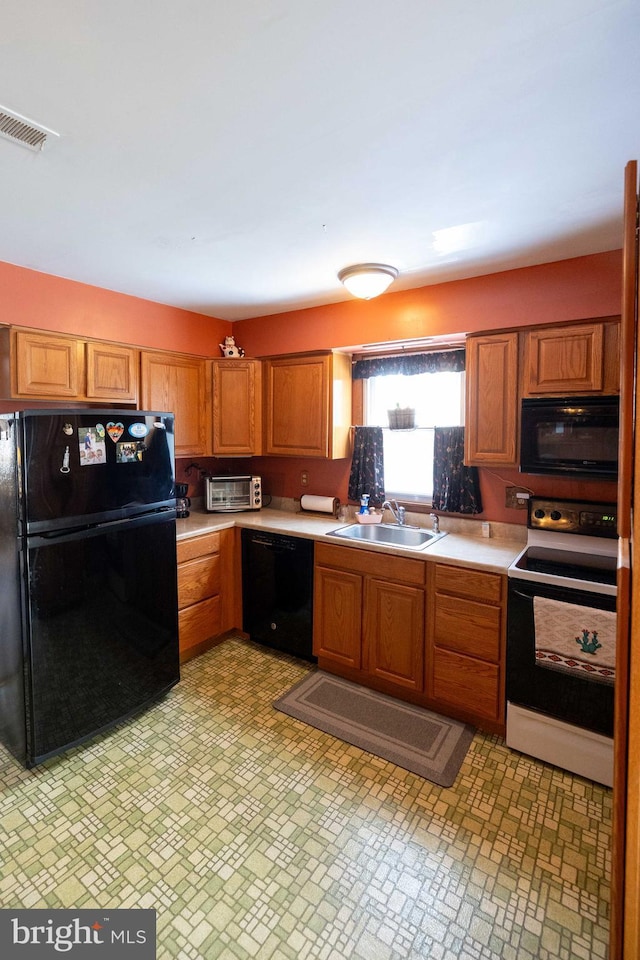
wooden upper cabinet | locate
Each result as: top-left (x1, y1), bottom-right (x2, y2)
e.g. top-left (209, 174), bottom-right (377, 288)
top-left (522, 322), bottom-right (606, 395)
top-left (465, 332), bottom-right (518, 466)
top-left (140, 351), bottom-right (211, 458)
top-left (212, 358), bottom-right (262, 456)
top-left (13, 330), bottom-right (83, 397)
top-left (263, 351), bottom-right (352, 458)
top-left (86, 342), bottom-right (138, 402)
top-left (1, 328), bottom-right (139, 403)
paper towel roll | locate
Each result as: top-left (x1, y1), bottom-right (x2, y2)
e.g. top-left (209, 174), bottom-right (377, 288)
top-left (300, 494), bottom-right (339, 515)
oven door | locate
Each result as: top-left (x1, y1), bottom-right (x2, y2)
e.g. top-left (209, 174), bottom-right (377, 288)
top-left (506, 578), bottom-right (615, 737)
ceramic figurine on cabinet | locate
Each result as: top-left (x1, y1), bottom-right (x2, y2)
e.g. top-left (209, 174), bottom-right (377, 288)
top-left (219, 335), bottom-right (245, 358)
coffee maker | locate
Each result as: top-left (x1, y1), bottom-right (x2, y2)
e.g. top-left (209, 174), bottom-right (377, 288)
top-left (175, 482), bottom-right (191, 518)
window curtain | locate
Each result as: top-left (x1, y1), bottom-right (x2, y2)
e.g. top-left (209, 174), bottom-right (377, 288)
top-left (352, 349), bottom-right (465, 380)
top-left (432, 426), bottom-right (483, 515)
top-left (348, 426), bottom-right (385, 505)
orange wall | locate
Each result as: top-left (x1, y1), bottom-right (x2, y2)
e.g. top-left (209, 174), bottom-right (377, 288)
top-left (0, 260), bottom-right (230, 354)
top-left (234, 250), bottom-right (622, 356)
top-left (231, 250), bottom-right (623, 523)
top-left (477, 467), bottom-right (618, 525)
top-left (1, 253), bottom-right (623, 525)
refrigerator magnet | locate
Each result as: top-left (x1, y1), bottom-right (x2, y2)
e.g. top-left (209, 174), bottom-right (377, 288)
top-left (128, 422), bottom-right (149, 438)
top-left (106, 421), bottom-right (124, 442)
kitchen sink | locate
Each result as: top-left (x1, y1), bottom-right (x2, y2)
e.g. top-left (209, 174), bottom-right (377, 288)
top-left (327, 523), bottom-right (447, 550)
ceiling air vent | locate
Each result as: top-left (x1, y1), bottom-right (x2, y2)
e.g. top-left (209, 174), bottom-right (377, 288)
top-left (0, 105), bottom-right (59, 152)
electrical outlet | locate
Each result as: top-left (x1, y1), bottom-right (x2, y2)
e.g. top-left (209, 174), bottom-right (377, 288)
top-left (505, 486), bottom-right (529, 509)
top-left (301, 471), bottom-right (309, 487)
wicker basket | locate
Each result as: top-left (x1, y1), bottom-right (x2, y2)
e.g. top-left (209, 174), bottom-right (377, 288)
top-left (387, 406), bottom-right (416, 430)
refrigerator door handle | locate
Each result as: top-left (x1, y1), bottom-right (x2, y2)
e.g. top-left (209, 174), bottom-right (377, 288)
top-left (28, 509), bottom-right (176, 547)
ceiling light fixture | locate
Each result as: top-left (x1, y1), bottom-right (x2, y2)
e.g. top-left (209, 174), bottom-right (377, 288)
top-left (338, 263), bottom-right (398, 300)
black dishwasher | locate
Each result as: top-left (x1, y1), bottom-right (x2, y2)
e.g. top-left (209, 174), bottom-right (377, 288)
top-left (241, 529), bottom-right (316, 660)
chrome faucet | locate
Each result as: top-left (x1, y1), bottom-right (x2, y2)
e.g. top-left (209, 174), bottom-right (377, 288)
top-left (381, 499), bottom-right (406, 525)
top-left (430, 512), bottom-right (440, 534)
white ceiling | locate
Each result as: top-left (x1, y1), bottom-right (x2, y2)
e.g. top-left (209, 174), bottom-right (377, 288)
top-left (1, 1), bottom-right (638, 321)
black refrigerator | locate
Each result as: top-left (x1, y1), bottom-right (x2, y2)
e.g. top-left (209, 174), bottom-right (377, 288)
top-left (0, 410), bottom-right (180, 767)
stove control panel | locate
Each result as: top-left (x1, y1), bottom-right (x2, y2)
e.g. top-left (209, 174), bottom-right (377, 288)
top-left (528, 497), bottom-right (617, 538)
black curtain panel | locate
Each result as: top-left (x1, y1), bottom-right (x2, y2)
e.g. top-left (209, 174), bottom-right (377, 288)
top-left (432, 426), bottom-right (483, 515)
top-left (348, 426), bottom-right (385, 505)
top-left (352, 349), bottom-right (465, 380)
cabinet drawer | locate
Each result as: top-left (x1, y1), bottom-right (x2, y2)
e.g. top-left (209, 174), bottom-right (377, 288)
top-left (431, 648), bottom-right (500, 722)
top-left (178, 595), bottom-right (221, 653)
top-left (433, 594), bottom-right (501, 662)
top-left (177, 554), bottom-right (220, 608)
top-left (315, 542), bottom-right (426, 586)
top-left (433, 564), bottom-right (502, 604)
top-left (177, 531), bottom-right (221, 564)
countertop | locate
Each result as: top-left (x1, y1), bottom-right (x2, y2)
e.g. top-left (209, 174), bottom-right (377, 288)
top-left (176, 507), bottom-right (525, 574)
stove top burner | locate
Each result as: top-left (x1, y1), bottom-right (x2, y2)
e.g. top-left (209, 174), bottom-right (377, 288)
top-left (512, 546), bottom-right (617, 586)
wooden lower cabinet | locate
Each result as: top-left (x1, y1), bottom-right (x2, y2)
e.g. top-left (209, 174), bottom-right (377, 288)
top-left (314, 542), bottom-right (425, 695)
top-left (314, 544), bottom-right (506, 734)
top-left (176, 528), bottom-right (237, 662)
top-left (426, 562), bottom-right (506, 734)
top-left (363, 578), bottom-right (424, 691)
top-left (314, 565), bottom-right (362, 669)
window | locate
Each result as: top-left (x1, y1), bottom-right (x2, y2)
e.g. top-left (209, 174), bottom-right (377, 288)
top-left (364, 369), bottom-right (465, 502)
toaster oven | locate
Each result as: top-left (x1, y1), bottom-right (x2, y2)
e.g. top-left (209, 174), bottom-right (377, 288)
top-left (205, 475), bottom-right (262, 512)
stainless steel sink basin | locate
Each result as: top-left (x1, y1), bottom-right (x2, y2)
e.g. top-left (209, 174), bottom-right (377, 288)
top-left (327, 523), bottom-right (447, 550)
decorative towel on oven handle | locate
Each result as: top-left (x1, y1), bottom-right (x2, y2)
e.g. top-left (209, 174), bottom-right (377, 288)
top-left (533, 596), bottom-right (616, 684)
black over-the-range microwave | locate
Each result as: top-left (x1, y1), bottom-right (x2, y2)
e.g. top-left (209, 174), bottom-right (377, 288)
top-left (520, 395), bottom-right (619, 480)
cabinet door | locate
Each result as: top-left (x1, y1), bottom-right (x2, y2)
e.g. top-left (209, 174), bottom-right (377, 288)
top-left (212, 359), bottom-right (262, 455)
top-left (363, 578), bottom-right (424, 692)
top-left (140, 352), bottom-right (211, 457)
top-left (523, 323), bottom-right (604, 394)
top-left (313, 565), bottom-right (362, 668)
top-left (86, 342), bottom-right (138, 402)
top-left (14, 330), bottom-right (82, 398)
top-left (465, 332), bottom-right (518, 466)
top-left (265, 354), bottom-right (329, 456)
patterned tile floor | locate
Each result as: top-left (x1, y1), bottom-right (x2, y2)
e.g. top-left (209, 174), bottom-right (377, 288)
top-left (0, 637), bottom-right (611, 959)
